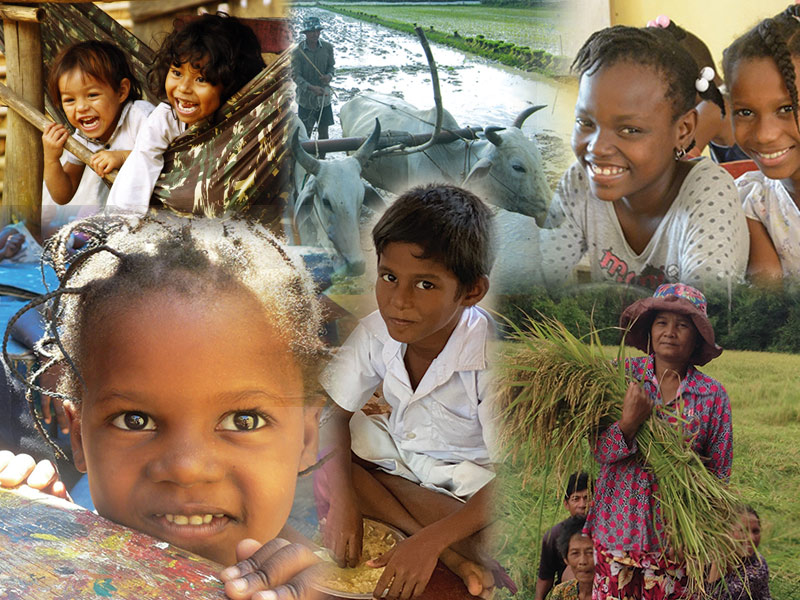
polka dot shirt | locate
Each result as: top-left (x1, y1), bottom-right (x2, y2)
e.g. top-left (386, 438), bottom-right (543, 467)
top-left (541, 159), bottom-right (749, 290)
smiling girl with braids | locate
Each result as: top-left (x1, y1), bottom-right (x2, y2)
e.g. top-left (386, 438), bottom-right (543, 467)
top-left (1, 214), bottom-right (324, 600)
top-left (541, 25), bottom-right (748, 291)
top-left (724, 5), bottom-right (800, 284)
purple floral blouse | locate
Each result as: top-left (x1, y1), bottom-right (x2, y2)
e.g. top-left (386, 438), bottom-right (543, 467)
top-left (585, 355), bottom-right (733, 557)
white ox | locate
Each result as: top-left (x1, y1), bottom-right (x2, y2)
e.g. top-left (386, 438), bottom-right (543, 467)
top-left (340, 93), bottom-right (552, 225)
top-left (290, 119), bottom-right (385, 276)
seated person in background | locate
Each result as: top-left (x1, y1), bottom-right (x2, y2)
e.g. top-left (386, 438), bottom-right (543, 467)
top-left (710, 506), bottom-right (772, 600)
top-left (535, 472), bottom-right (591, 600)
top-left (321, 184), bottom-right (501, 598)
top-left (550, 516), bottom-right (594, 600)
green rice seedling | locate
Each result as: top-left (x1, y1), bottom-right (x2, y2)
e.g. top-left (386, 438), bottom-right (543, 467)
top-left (497, 315), bottom-right (747, 594)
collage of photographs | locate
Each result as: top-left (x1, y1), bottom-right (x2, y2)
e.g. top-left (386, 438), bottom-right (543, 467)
top-left (0, 0), bottom-right (798, 599)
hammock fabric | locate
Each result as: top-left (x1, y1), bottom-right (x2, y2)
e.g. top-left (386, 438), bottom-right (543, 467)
top-left (0, 3), bottom-right (292, 221)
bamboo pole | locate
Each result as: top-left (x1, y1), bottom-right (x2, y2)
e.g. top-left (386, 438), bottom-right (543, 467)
top-left (4, 15), bottom-right (42, 241)
top-left (0, 6), bottom-right (43, 22)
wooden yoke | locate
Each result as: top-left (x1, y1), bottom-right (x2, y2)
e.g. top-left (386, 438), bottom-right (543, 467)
top-left (1, 2), bottom-right (44, 240)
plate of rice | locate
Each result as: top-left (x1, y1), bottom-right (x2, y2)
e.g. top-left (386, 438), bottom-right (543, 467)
top-left (314, 518), bottom-right (406, 598)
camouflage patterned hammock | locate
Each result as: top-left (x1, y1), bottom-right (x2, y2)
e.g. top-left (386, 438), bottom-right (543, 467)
top-left (0, 3), bottom-right (292, 221)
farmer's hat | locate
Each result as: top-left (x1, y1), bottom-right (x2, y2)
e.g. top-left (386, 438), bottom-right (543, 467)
top-left (302, 17), bottom-right (323, 33)
top-left (619, 283), bottom-right (722, 366)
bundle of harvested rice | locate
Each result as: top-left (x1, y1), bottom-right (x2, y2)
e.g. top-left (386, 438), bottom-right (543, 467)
top-left (497, 316), bottom-right (745, 594)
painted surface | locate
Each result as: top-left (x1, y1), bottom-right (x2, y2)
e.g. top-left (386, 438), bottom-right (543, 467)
top-left (0, 487), bottom-right (225, 599)
top-left (608, 1), bottom-right (791, 67)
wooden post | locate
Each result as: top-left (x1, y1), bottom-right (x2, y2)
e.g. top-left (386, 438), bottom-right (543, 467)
top-left (3, 13), bottom-right (43, 241)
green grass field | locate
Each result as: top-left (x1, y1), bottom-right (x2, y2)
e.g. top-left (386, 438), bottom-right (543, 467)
top-left (328, 4), bottom-right (563, 52)
top-left (497, 348), bottom-right (800, 599)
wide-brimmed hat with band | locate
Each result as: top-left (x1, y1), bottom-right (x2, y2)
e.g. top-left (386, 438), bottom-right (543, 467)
top-left (301, 17), bottom-right (323, 33)
top-left (619, 283), bottom-right (722, 366)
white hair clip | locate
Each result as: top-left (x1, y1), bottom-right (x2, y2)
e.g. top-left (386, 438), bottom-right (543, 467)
top-left (695, 66), bottom-right (715, 93)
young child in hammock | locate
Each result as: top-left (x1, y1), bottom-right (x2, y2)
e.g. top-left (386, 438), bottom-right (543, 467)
top-left (0, 214), bottom-right (324, 599)
top-left (106, 12), bottom-right (265, 215)
top-left (41, 41), bottom-right (154, 234)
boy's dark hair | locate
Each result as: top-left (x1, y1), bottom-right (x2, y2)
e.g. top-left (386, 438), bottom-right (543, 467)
top-left (572, 26), bottom-right (725, 123)
top-left (564, 471), bottom-right (591, 500)
top-left (371, 184), bottom-right (495, 294)
top-left (722, 4), bottom-right (800, 129)
top-left (47, 40), bottom-right (142, 105)
top-left (556, 515), bottom-right (588, 560)
top-left (148, 12), bottom-right (266, 105)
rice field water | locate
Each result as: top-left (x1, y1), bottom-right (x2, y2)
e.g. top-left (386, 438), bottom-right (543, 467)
top-left (496, 344), bottom-right (800, 599)
top-left (325, 4), bottom-right (564, 54)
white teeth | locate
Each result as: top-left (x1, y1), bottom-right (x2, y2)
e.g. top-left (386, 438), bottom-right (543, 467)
top-left (590, 163), bottom-right (625, 176)
top-left (758, 149), bottom-right (789, 160)
top-left (163, 513), bottom-right (219, 525)
top-left (175, 99), bottom-right (198, 114)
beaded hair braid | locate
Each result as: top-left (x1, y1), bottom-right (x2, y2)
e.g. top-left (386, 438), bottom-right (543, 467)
top-left (2, 214), bottom-right (326, 458)
top-left (658, 21), bottom-right (727, 117)
top-left (722, 4), bottom-right (800, 129)
top-left (573, 25), bottom-right (726, 121)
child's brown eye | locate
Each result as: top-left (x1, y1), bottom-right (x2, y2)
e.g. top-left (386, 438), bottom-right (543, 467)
top-left (111, 411), bottom-right (154, 431)
top-left (219, 411), bottom-right (270, 431)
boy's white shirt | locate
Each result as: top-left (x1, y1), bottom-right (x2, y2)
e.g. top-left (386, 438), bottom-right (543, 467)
top-left (322, 305), bottom-right (495, 466)
top-left (41, 99), bottom-right (155, 229)
top-left (105, 102), bottom-right (185, 214)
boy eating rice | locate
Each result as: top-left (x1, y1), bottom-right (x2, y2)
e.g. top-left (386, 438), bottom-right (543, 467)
top-left (320, 184), bottom-right (501, 598)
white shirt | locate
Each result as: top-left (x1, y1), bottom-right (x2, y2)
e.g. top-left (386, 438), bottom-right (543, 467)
top-left (541, 159), bottom-right (749, 289)
top-left (106, 102), bottom-right (185, 214)
top-left (41, 99), bottom-right (155, 229)
top-left (737, 170), bottom-right (800, 280)
top-left (322, 306), bottom-right (495, 465)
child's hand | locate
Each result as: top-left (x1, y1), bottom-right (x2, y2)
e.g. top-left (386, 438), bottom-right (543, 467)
top-left (220, 538), bottom-right (321, 600)
top-left (0, 227), bottom-right (24, 260)
top-left (0, 451), bottom-right (69, 499)
top-left (323, 498), bottom-right (363, 567)
top-left (89, 150), bottom-right (125, 177)
top-left (369, 533), bottom-right (442, 599)
top-left (42, 122), bottom-right (70, 163)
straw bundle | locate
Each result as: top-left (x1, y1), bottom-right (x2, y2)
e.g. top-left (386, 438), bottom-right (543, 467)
top-left (497, 317), bottom-right (745, 594)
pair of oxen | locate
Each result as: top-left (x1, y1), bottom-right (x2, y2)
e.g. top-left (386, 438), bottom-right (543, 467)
top-left (289, 92), bottom-right (551, 282)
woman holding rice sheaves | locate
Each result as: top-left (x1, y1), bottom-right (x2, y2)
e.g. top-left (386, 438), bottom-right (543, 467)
top-left (588, 283), bottom-right (733, 599)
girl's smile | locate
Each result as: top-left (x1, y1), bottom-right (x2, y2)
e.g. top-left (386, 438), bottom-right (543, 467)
top-left (730, 56), bottom-right (800, 191)
top-left (572, 61), bottom-right (696, 208)
top-left (164, 61), bottom-right (223, 126)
